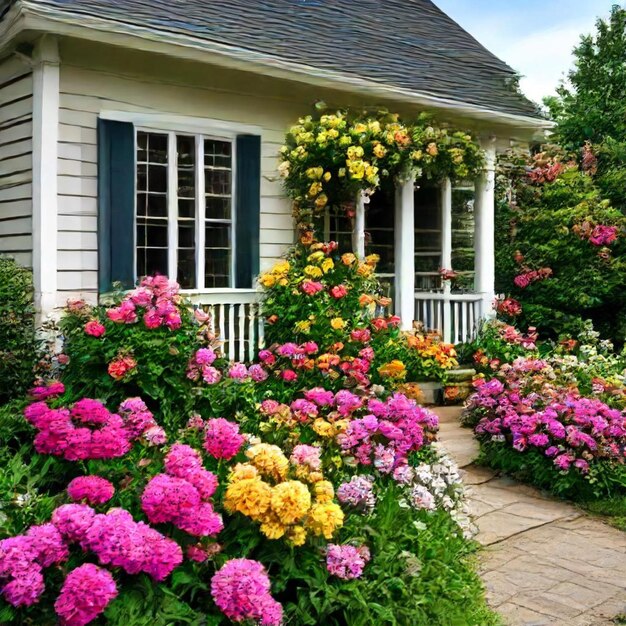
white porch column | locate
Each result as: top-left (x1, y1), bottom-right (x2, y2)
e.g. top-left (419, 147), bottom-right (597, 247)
top-left (440, 178), bottom-right (452, 342)
top-left (352, 191), bottom-right (366, 258)
top-left (394, 174), bottom-right (415, 330)
top-left (474, 136), bottom-right (497, 319)
top-left (32, 36), bottom-right (60, 318)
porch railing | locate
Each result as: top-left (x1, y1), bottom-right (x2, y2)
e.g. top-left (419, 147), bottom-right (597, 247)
top-left (414, 292), bottom-right (482, 344)
top-left (185, 290), bottom-right (264, 362)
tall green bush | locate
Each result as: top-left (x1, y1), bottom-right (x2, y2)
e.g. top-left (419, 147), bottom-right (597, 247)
top-left (0, 257), bottom-right (36, 402)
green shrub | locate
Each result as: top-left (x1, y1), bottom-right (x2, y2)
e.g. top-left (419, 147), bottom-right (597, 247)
top-left (0, 257), bottom-right (36, 402)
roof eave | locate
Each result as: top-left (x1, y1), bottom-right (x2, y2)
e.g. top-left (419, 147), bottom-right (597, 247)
top-left (3, 1), bottom-right (554, 135)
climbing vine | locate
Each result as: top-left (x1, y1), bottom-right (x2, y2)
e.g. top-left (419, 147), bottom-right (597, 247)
top-left (279, 107), bottom-right (485, 235)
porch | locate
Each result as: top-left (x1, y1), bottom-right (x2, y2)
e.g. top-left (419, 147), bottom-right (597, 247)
top-left (189, 136), bottom-right (496, 355)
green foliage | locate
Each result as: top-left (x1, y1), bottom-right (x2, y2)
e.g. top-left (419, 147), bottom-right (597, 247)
top-left (495, 153), bottom-right (626, 341)
top-left (545, 6), bottom-right (626, 212)
top-left (0, 257), bottom-right (36, 402)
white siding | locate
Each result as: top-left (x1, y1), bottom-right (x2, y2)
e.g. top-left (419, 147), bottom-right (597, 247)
top-left (55, 39), bottom-right (320, 302)
top-left (0, 56), bottom-right (33, 267)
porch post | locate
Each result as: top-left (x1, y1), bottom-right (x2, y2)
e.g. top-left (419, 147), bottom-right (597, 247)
top-left (394, 174), bottom-right (415, 330)
top-left (352, 191), bottom-right (366, 258)
top-left (474, 136), bottom-right (497, 319)
top-left (32, 35), bottom-right (60, 318)
top-left (440, 179), bottom-right (452, 342)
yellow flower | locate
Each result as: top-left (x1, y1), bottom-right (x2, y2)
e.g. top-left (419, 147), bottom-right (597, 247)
top-left (306, 166), bottom-right (324, 180)
top-left (373, 143), bottom-right (387, 158)
top-left (278, 278), bottom-right (288, 287)
top-left (224, 477), bottom-right (272, 520)
top-left (348, 160), bottom-right (365, 179)
top-left (259, 273), bottom-right (276, 288)
top-left (334, 419), bottom-right (349, 434)
top-left (307, 251), bottom-right (325, 264)
top-left (365, 165), bottom-right (379, 185)
top-left (357, 263), bottom-right (373, 277)
top-left (378, 360), bottom-right (407, 379)
top-left (271, 481), bottom-right (311, 524)
top-left (352, 123), bottom-right (368, 134)
top-left (286, 526), bottom-right (307, 547)
top-left (315, 194), bottom-right (328, 209)
top-left (411, 150), bottom-right (423, 161)
top-left (307, 502), bottom-right (344, 539)
top-left (365, 254), bottom-right (380, 267)
top-left (368, 120), bottom-right (382, 135)
top-left (308, 182), bottom-right (323, 197)
top-left (341, 253), bottom-right (357, 266)
top-left (313, 480), bottom-right (334, 503)
top-left (347, 146), bottom-right (365, 160)
top-left (339, 136), bottom-right (352, 147)
top-left (230, 463), bottom-right (259, 482)
top-left (327, 128), bottom-right (339, 139)
top-left (321, 258), bottom-right (334, 274)
top-left (316, 131), bottom-right (328, 145)
top-left (312, 418), bottom-right (336, 438)
top-left (359, 293), bottom-right (375, 307)
top-left (307, 471), bottom-right (324, 483)
top-left (294, 320), bottom-right (312, 333)
top-left (272, 260), bottom-right (290, 275)
top-left (338, 167), bottom-right (347, 178)
top-left (304, 265), bottom-right (323, 279)
top-left (246, 444), bottom-right (289, 481)
top-left (323, 171), bottom-right (332, 182)
top-left (330, 317), bottom-right (346, 330)
top-left (260, 517), bottom-right (287, 540)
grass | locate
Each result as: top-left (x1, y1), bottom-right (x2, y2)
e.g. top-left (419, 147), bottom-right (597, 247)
top-left (582, 495), bottom-right (626, 532)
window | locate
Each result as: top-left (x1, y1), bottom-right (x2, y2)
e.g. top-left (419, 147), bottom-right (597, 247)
top-left (136, 130), bottom-right (235, 290)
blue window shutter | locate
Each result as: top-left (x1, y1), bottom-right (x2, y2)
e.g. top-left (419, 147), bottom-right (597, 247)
top-left (235, 134), bottom-right (261, 288)
top-left (97, 119), bottom-right (135, 292)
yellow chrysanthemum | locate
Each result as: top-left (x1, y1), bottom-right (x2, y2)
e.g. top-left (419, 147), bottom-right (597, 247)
top-left (321, 258), bottom-right (334, 274)
top-left (224, 477), bottom-right (272, 521)
top-left (313, 480), bottom-right (334, 503)
top-left (341, 253), bottom-right (356, 266)
top-left (307, 502), bottom-right (344, 539)
top-left (271, 480), bottom-right (311, 524)
top-left (304, 265), bottom-right (323, 279)
top-left (246, 444), bottom-right (289, 481)
top-left (230, 463), bottom-right (259, 482)
top-left (260, 517), bottom-right (287, 540)
top-left (330, 317), bottom-right (346, 330)
top-left (312, 418), bottom-right (336, 438)
top-left (286, 526), bottom-right (307, 547)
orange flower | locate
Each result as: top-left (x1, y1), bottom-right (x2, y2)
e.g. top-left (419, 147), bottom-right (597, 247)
top-left (377, 360), bottom-right (407, 379)
top-left (267, 315), bottom-right (279, 324)
top-left (359, 294), bottom-right (375, 307)
top-left (341, 253), bottom-right (356, 266)
top-left (378, 296), bottom-right (392, 307)
top-left (300, 230), bottom-right (314, 246)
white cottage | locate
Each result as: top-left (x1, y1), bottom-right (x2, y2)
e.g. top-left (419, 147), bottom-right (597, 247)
top-left (0, 0), bottom-right (550, 353)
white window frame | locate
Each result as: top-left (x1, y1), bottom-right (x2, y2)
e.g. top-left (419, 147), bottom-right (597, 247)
top-left (134, 127), bottom-right (236, 291)
top-left (100, 110), bottom-right (262, 293)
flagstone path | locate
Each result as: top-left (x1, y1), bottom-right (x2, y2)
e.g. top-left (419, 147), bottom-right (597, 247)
top-left (433, 407), bottom-right (626, 626)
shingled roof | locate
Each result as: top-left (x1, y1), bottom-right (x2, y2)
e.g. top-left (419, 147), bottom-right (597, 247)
top-left (4, 0), bottom-right (543, 120)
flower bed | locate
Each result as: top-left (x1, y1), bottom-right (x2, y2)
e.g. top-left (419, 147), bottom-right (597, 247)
top-left (0, 244), bottom-right (496, 624)
top-left (464, 345), bottom-right (626, 499)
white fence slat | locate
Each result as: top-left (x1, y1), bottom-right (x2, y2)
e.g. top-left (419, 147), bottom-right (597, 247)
top-left (228, 305), bottom-right (235, 361)
top-left (238, 304), bottom-right (245, 362)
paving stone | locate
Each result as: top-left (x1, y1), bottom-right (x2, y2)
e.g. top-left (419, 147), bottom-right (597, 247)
top-left (431, 406), bottom-right (626, 626)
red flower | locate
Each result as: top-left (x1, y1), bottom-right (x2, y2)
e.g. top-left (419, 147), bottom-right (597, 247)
top-left (371, 318), bottom-right (388, 331)
top-left (108, 355), bottom-right (137, 380)
top-left (329, 285), bottom-right (348, 299)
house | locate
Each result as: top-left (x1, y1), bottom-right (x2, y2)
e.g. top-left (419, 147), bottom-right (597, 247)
top-left (0, 0), bottom-right (550, 355)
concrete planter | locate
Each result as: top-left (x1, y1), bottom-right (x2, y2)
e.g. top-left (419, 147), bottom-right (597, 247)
top-left (411, 381), bottom-right (442, 405)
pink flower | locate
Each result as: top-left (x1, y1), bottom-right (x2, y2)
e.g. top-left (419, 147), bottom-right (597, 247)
top-left (204, 418), bottom-right (245, 460)
top-left (290, 444), bottom-right (321, 470)
top-left (326, 544), bottom-right (370, 580)
top-left (29, 381), bottom-right (65, 400)
top-left (281, 369), bottom-right (298, 382)
top-left (330, 284), bottom-right (348, 299)
top-left (202, 366), bottom-right (222, 385)
top-left (258, 349), bottom-right (276, 365)
top-left (301, 341), bottom-right (319, 354)
top-left (304, 387), bottom-right (335, 407)
top-left (143, 425), bottom-right (167, 446)
top-left (300, 280), bottom-right (323, 295)
top-left (248, 364), bottom-right (269, 382)
top-left (195, 348), bottom-right (217, 365)
top-left (228, 363), bottom-right (249, 381)
top-left (350, 328), bottom-right (371, 342)
top-left (52, 504), bottom-right (96, 543)
top-left (143, 307), bottom-right (162, 329)
top-left (54, 564), bottom-right (118, 626)
top-left (84, 320), bottom-right (106, 338)
top-left (67, 476), bottom-right (115, 505)
top-left (211, 559), bottom-right (283, 626)
top-left (194, 308), bottom-right (210, 324)
top-left (106, 300), bottom-right (137, 324)
top-left (589, 225), bottom-right (618, 246)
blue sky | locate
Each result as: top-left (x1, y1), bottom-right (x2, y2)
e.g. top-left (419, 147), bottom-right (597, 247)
top-left (434, 0), bottom-right (619, 103)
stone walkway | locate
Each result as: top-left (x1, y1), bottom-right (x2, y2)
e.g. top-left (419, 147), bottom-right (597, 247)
top-left (434, 407), bottom-right (626, 626)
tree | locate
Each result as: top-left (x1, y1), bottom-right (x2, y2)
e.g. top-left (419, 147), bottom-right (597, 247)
top-left (545, 5), bottom-right (626, 209)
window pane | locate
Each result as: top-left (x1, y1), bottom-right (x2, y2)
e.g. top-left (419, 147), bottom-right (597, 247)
top-left (366, 183), bottom-right (395, 275)
top-left (328, 207), bottom-right (353, 253)
top-left (205, 224), bottom-right (231, 288)
top-left (178, 221), bottom-right (195, 248)
top-left (137, 131), bottom-right (169, 282)
top-left (206, 196), bottom-right (231, 220)
top-left (206, 169), bottom-right (232, 196)
top-left (177, 135), bottom-right (195, 167)
top-left (178, 248), bottom-right (196, 289)
top-left (147, 133), bottom-right (168, 163)
top-left (205, 139), bottom-right (232, 168)
top-left (178, 199), bottom-right (195, 218)
top-left (414, 184), bottom-right (442, 292)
